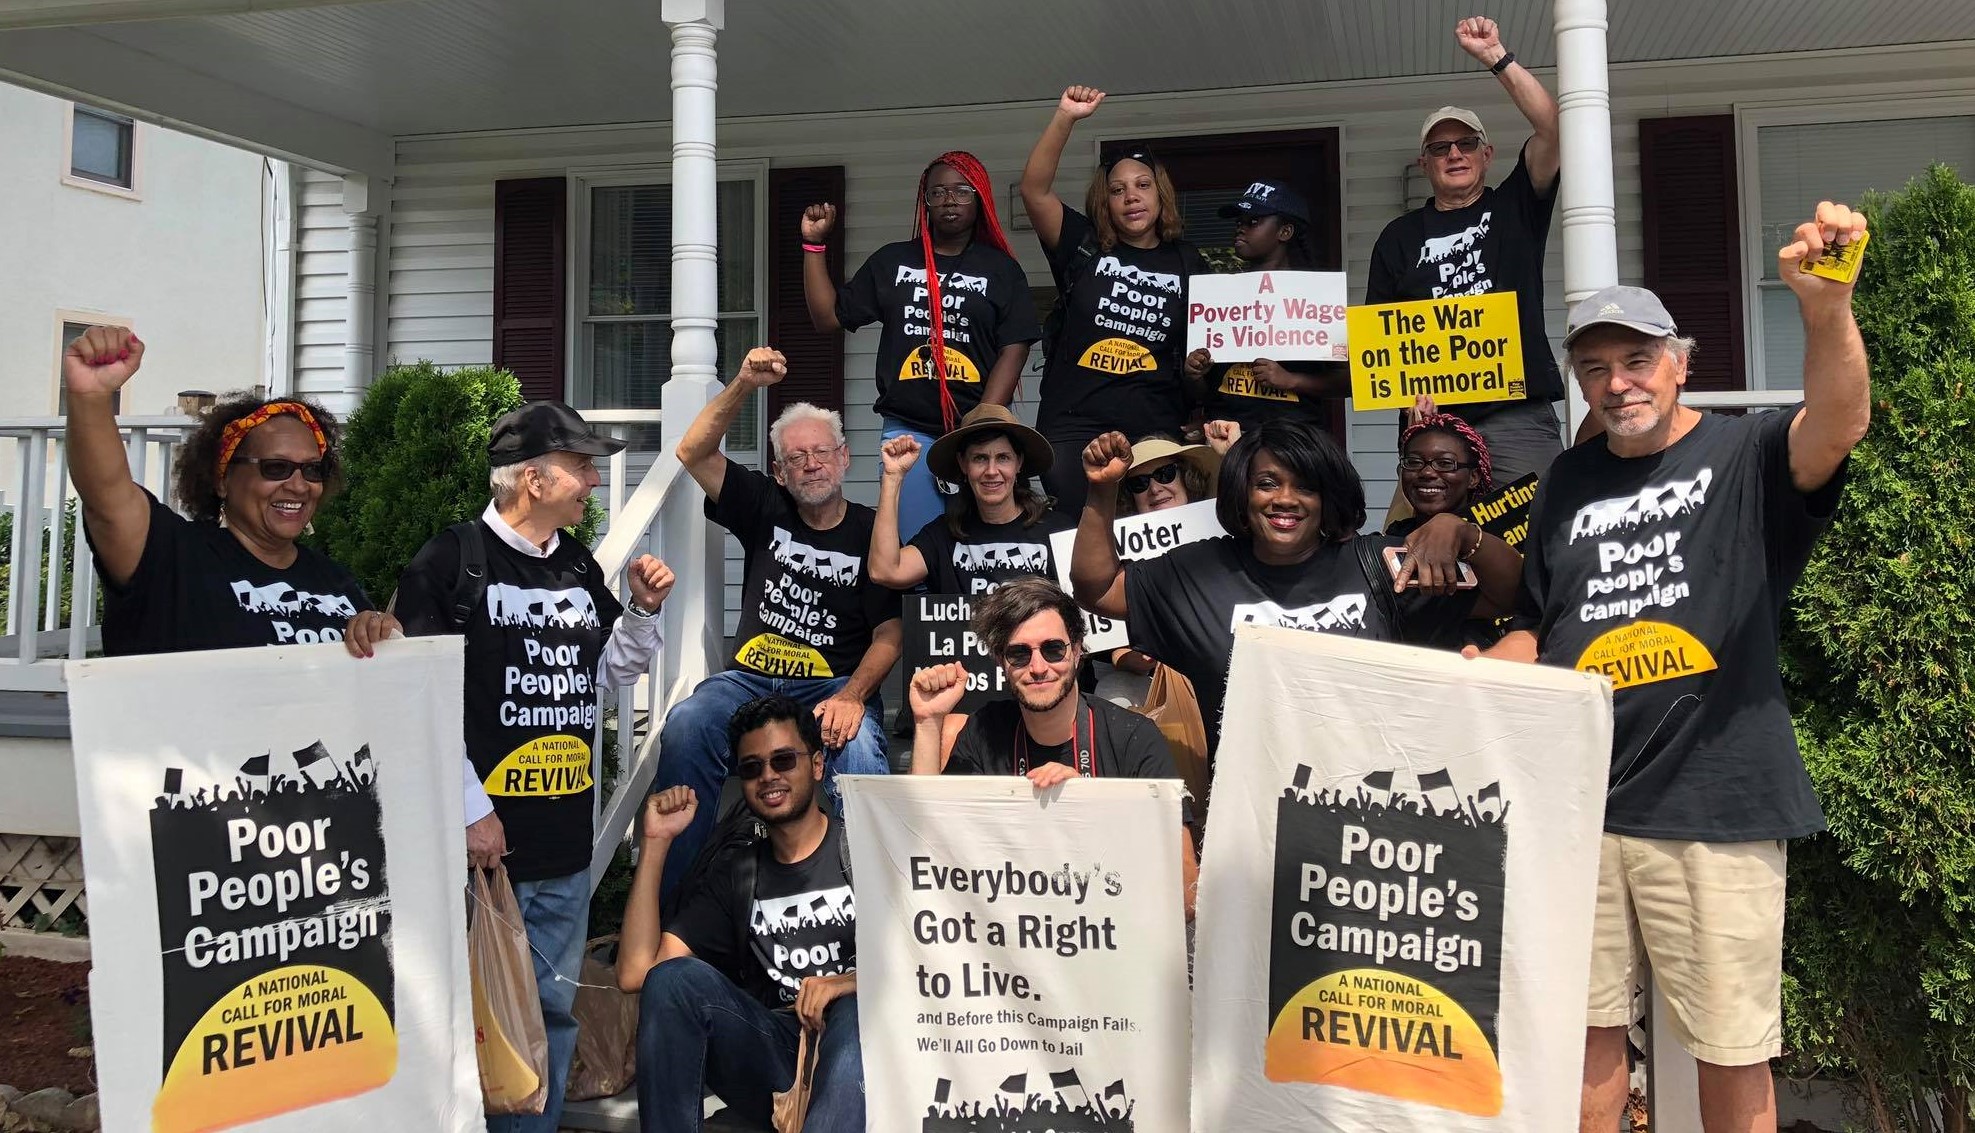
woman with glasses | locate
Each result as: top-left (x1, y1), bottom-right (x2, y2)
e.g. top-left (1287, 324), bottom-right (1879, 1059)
top-left (62, 325), bottom-right (391, 656)
top-left (1021, 85), bottom-right (1207, 517)
top-left (801, 151), bottom-right (1039, 542)
top-left (1385, 406), bottom-right (1516, 650)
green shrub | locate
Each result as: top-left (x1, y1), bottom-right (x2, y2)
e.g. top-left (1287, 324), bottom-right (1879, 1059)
top-left (1781, 164), bottom-right (1975, 1130)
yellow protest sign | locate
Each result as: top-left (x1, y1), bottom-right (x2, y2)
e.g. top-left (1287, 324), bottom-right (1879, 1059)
top-left (1347, 294), bottom-right (1525, 411)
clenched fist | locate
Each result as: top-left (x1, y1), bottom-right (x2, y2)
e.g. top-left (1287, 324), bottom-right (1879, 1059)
top-left (641, 786), bottom-right (698, 843)
top-left (910, 662), bottom-right (969, 722)
top-left (63, 325), bottom-right (144, 401)
top-left (1057, 86), bottom-right (1105, 121)
top-left (1779, 200), bottom-right (1868, 308)
top-left (736, 347), bottom-right (788, 389)
top-left (1081, 431), bottom-right (1132, 486)
top-left (801, 203), bottom-right (838, 244)
top-left (881, 434), bottom-right (922, 479)
top-left (1184, 347), bottom-right (1213, 380)
top-left (626, 555), bottom-right (675, 614)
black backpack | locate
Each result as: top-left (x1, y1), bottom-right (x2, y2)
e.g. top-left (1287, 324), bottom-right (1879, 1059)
top-left (673, 795), bottom-right (855, 915)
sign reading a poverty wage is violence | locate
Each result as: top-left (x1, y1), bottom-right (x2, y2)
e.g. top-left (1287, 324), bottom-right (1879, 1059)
top-left (1347, 294), bottom-right (1524, 411)
top-left (1187, 271), bottom-right (1350, 363)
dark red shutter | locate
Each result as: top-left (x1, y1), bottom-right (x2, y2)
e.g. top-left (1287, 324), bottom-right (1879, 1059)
top-left (1639, 116), bottom-right (1745, 392)
top-left (493, 177), bottom-right (568, 402)
top-left (766, 166), bottom-right (846, 418)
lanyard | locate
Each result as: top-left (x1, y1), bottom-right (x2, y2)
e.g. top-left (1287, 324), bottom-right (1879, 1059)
top-left (1013, 701), bottom-right (1099, 778)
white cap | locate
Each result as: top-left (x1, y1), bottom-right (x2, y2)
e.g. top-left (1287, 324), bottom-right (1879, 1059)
top-left (1419, 106), bottom-right (1488, 148)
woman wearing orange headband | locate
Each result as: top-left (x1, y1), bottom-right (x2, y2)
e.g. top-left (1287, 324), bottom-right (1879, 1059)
top-left (63, 325), bottom-right (397, 657)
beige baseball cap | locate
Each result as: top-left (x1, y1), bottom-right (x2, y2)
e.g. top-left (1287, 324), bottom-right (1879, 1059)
top-left (1419, 106), bottom-right (1488, 148)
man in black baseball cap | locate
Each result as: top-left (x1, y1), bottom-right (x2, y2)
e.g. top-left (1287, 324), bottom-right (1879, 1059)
top-left (487, 400), bottom-right (628, 468)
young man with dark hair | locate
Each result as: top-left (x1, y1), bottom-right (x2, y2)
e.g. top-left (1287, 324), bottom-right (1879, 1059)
top-left (616, 695), bottom-right (863, 1133)
top-left (908, 577), bottom-right (1199, 917)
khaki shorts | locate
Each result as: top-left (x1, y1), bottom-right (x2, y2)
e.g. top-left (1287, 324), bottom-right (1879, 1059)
top-left (1586, 833), bottom-right (1786, 1065)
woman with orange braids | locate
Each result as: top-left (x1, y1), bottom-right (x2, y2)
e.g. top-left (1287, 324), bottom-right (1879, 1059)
top-left (63, 325), bottom-right (395, 657)
top-left (802, 151), bottom-right (1040, 541)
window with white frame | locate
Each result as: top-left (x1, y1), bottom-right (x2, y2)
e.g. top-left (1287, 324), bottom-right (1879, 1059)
top-left (1748, 111), bottom-right (1975, 388)
top-left (57, 321), bottom-right (123, 415)
top-left (581, 177), bottom-right (760, 452)
top-left (69, 105), bottom-right (135, 190)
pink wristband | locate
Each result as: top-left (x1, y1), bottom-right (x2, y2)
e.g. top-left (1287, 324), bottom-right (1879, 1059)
top-left (802, 243), bottom-right (828, 254)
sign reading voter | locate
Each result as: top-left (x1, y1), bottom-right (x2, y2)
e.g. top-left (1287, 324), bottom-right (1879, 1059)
top-left (1347, 294), bottom-right (1524, 411)
top-left (1188, 271), bottom-right (1350, 363)
top-left (1051, 499), bottom-right (1224, 652)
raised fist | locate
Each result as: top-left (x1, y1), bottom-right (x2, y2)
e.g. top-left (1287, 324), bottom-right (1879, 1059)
top-left (1203, 419), bottom-right (1242, 455)
top-left (801, 203), bottom-right (838, 244)
top-left (736, 347), bottom-right (788, 389)
top-left (1082, 431), bottom-right (1132, 486)
top-left (1057, 86), bottom-right (1106, 121)
top-left (910, 662), bottom-right (970, 722)
top-left (641, 786), bottom-right (698, 842)
top-left (881, 434), bottom-right (922, 479)
top-left (63, 325), bottom-right (144, 401)
top-left (627, 555), bottom-right (674, 613)
top-left (1183, 347), bottom-right (1213, 380)
top-left (1455, 16), bottom-right (1504, 63)
top-left (1779, 200), bottom-right (1868, 307)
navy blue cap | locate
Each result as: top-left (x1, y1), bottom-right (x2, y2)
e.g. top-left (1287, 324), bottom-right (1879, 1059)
top-left (1219, 180), bottom-right (1311, 226)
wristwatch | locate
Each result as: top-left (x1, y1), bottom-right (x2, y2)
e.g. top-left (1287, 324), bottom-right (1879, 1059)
top-left (1490, 51), bottom-right (1516, 75)
top-left (627, 600), bottom-right (660, 619)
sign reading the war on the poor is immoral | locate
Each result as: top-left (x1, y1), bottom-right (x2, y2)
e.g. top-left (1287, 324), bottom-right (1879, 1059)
top-left (842, 776), bottom-right (1190, 1133)
top-left (1186, 271), bottom-right (1350, 363)
top-left (1193, 628), bottom-right (1610, 1130)
top-left (904, 593), bottom-right (1009, 713)
top-left (1346, 293), bottom-right (1524, 411)
top-left (1051, 498), bottom-right (1223, 652)
top-left (66, 637), bottom-right (480, 1133)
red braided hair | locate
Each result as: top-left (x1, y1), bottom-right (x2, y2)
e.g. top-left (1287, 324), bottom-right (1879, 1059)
top-left (913, 151), bottom-right (1011, 433)
top-left (1399, 412), bottom-right (1494, 493)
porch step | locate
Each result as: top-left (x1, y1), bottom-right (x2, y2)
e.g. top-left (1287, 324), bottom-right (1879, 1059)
top-left (560, 1089), bottom-right (764, 1131)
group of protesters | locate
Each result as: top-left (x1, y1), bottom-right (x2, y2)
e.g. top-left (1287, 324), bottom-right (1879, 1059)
top-left (61, 12), bottom-right (1876, 1133)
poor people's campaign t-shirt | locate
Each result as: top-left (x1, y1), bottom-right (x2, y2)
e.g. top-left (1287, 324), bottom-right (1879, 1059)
top-left (711, 460), bottom-right (898, 679)
top-left (837, 239), bottom-right (1041, 435)
top-left (92, 490), bottom-right (373, 656)
top-left (394, 521), bottom-right (623, 881)
top-left (1516, 406), bottom-right (1840, 842)
top-left (908, 510), bottom-right (1076, 595)
top-left (1199, 357), bottom-right (1345, 430)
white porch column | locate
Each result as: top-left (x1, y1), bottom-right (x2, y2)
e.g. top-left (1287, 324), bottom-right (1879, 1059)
top-left (341, 173), bottom-right (379, 407)
top-left (1552, 0), bottom-right (1618, 438)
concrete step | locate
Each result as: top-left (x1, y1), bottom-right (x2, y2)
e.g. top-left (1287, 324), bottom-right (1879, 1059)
top-left (561, 1089), bottom-right (764, 1131)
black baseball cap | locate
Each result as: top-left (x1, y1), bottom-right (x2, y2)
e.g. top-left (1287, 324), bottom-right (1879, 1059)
top-left (1219, 180), bottom-right (1311, 226)
top-left (487, 401), bottom-right (627, 467)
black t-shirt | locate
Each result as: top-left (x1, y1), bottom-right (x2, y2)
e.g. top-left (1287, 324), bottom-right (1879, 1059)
top-left (1198, 358), bottom-right (1346, 430)
top-left (1038, 208), bottom-right (1205, 440)
top-left (907, 509), bottom-right (1076, 595)
top-left (395, 520), bottom-right (624, 882)
top-left (710, 460), bottom-right (899, 679)
top-left (1516, 407), bottom-right (1841, 842)
top-left (946, 693), bottom-right (1178, 779)
top-left (1365, 145), bottom-right (1563, 410)
top-left (92, 491), bottom-right (373, 656)
top-left (837, 239), bottom-right (1041, 436)
top-left (669, 816), bottom-right (856, 1010)
top-left (1127, 536), bottom-right (1475, 750)
top-left (1383, 515), bottom-right (1506, 652)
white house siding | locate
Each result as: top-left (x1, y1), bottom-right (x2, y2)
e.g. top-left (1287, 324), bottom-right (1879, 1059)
top-left (288, 43), bottom-right (1975, 633)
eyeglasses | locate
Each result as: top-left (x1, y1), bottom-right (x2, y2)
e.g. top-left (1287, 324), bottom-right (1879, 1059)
top-left (1001, 639), bottom-right (1073, 668)
top-left (1398, 455), bottom-right (1479, 474)
top-left (778, 443), bottom-right (845, 471)
top-left (737, 750), bottom-right (806, 780)
top-left (1124, 463), bottom-right (1182, 495)
top-left (1423, 136), bottom-right (1484, 158)
top-left (235, 457), bottom-right (331, 483)
top-left (924, 185), bottom-right (979, 205)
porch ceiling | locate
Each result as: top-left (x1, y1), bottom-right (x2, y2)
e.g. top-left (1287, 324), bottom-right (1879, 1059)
top-left (1, 0), bottom-right (1972, 167)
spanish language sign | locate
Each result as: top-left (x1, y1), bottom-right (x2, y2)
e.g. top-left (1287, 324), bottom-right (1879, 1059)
top-left (1186, 271), bottom-right (1350, 363)
top-left (842, 776), bottom-right (1189, 1133)
top-left (1346, 294), bottom-right (1524, 411)
top-left (904, 593), bottom-right (1008, 713)
top-left (1051, 499), bottom-right (1223, 652)
top-left (67, 638), bottom-right (479, 1133)
top-left (1193, 628), bottom-right (1609, 1130)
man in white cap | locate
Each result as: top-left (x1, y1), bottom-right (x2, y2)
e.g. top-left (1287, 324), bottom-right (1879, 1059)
top-left (1474, 203), bottom-right (1870, 1132)
top-left (1366, 15), bottom-right (1563, 483)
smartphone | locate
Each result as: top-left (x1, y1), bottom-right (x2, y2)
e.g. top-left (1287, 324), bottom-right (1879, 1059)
top-left (1383, 545), bottom-right (1479, 589)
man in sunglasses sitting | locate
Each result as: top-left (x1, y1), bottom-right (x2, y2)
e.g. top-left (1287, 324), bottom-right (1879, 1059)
top-left (616, 696), bottom-right (863, 1133)
top-left (1366, 15), bottom-right (1565, 486)
top-left (908, 577), bottom-right (1198, 918)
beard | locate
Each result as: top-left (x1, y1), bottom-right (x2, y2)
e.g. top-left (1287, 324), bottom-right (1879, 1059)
top-left (1600, 399), bottom-right (1663, 438)
top-left (749, 777), bottom-right (818, 826)
top-left (787, 477), bottom-right (842, 508)
top-left (1014, 668), bottom-right (1077, 713)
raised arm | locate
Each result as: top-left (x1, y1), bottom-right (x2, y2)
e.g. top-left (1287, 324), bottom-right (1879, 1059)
top-left (1456, 17), bottom-right (1559, 192)
top-left (675, 347), bottom-right (786, 502)
top-left (63, 326), bottom-right (151, 586)
top-left (1020, 86), bottom-right (1105, 253)
top-left (869, 436), bottom-right (932, 588)
top-left (614, 786), bottom-right (700, 992)
top-left (1068, 432), bottom-right (1132, 619)
top-left (908, 663), bottom-right (969, 775)
top-left (1779, 201), bottom-right (1872, 493)
top-left (801, 204), bottom-right (844, 333)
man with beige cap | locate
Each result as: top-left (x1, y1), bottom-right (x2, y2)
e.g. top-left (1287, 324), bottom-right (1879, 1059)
top-left (1367, 15), bottom-right (1564, 483)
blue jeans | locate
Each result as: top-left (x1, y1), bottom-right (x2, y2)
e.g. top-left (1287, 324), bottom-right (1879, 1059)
top-left (653, 670), bottom-right (887, 909)
top-left (635, 957), bottom-right (863, 1133)
top-left (882, 419), bottom-right (948, 543)
top-left (486, 868), bottom-right (589, 1133)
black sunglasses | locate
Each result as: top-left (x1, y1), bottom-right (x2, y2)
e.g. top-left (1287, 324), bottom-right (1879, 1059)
top-left (737, 750), bottom-right (806, 780)
top-left (1001, 640), bottom-right (1073, 667)
top-left (1125, 463), bottom-right (1182, 495)
top-left (1423, 135), bottom-right (1484, 158)
top-left (236, 457), bottom-right (331, 483)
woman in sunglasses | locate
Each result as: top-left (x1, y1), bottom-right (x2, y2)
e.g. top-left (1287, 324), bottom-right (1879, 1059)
top-left (801, 151), bottom-right (1039, 542)
top-left (63, 325), bottom-right (389, 656)
top-left (1021, 85), bottom-right (1207, 517)
top-left (1094, 436), bottom-right (1218, 706)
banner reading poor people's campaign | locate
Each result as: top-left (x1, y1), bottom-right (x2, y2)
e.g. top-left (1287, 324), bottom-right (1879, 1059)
top-left (67, 637), bottom-right (479, 1133)
top-left (842, 776), bottom-right (1190, 1133)
top-left (1192, 627), bottom-right (1609, 1130)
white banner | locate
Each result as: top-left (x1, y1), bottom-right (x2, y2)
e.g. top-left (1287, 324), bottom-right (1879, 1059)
top-left (1051, 499), bottom-right (1224, 652)
top-left (1186, 270), bottom-right (1351, 362)
top-left (1193, 627), bottom-right (1610, 1131)
top-left (842, 775), bottom-right (1190, 1133)
top-left (67, 638), bottom-right (481, 1133)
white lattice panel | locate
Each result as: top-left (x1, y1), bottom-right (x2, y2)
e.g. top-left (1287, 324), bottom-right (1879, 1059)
top-left (0, 832), bottom-right (88, 934)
